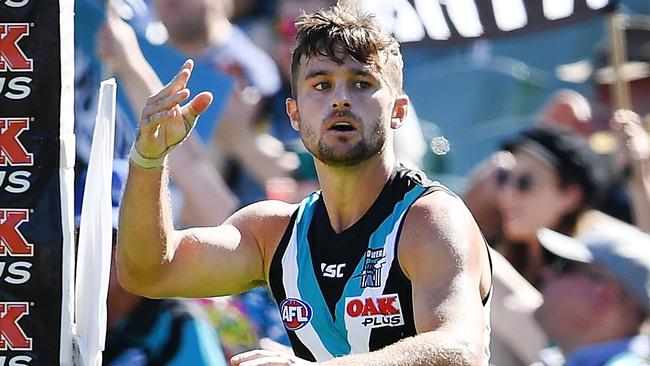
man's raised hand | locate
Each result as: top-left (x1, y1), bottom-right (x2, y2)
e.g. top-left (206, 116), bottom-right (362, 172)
top-left (130, 60), bottom-right (213, 168)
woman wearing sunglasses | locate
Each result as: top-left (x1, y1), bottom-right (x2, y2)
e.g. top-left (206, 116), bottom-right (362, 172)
top-left (493, 125), bottom-right (633, 287)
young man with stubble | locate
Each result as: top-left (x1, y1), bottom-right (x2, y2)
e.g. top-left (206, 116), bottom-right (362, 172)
top-left (117, 5), bottom-right (493, 365)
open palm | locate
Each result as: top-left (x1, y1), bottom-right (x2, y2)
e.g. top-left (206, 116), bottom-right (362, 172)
top-left (135, 60), bottom-right (213, 159)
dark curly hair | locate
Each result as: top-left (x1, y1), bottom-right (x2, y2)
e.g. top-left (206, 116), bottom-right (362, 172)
top-left (289, 4), bottom-right (403, 97)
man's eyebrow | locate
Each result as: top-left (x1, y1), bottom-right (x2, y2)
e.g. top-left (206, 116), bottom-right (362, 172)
top-left (352, 68), bottom-right (374, 77)
top-left (304, 68), bottom-right (376, 80)
top-left (304, 70), bottom-right (330, 80)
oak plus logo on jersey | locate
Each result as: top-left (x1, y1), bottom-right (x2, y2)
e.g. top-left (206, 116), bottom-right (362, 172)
top-left (0, 23), bottom-right (33, 72)
top-left (345, 294), bottom-right (404, 328)
top-left (0, 302), bottom-right (32, 351)
top-left (280, 298), bottom-right (312, 331)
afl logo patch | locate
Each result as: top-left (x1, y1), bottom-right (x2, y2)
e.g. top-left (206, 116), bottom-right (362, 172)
top-left (280, 298), bottom-right (312, 331)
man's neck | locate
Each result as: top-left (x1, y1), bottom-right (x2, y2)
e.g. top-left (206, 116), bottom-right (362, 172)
top-left (316, 155), bottom-right (396, 233)
top-left (169, 19), bottom-right (232, 58)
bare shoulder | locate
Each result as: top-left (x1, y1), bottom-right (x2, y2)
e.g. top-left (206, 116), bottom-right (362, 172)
top-left (225, 199), bottom-right (300, 273)
top-left (398, 190), bottom-right (486, 279)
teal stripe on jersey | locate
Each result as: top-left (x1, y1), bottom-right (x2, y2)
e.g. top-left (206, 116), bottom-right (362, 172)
top-left (295, 193), bottom-right (352, 356)
top-left (294, 185), bottom-right (426, 357)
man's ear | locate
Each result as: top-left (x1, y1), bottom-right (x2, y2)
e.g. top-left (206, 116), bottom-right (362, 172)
top-left (391, 95), bottom-right (409, 129)
top-left (286, 98), bottom-right (300, 131)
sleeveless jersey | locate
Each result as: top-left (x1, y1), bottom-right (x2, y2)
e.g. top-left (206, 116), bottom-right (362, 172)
top-left (268, 165), bottom-right (492, 363)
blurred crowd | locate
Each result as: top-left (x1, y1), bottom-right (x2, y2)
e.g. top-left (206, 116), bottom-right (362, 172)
top-left (73, 0), bottom-right (650, 365)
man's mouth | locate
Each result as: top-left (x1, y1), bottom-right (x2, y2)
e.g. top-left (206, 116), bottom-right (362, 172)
top-left (329, 122), bottom-right (356, 132)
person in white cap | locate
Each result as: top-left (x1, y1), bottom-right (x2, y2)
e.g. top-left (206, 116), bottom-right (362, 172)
top-left (534, 227), bottom-right (650, 366)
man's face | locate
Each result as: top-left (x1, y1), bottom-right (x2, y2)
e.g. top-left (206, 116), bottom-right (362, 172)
top-left (154, 0), bottom-right (210, 41)
top-left (286, 54), bottom-right (406, 167)
top-left (534, 259), bottom-right (609, 343)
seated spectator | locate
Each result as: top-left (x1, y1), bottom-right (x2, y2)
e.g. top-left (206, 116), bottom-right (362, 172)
top-left (534, 227), bottom-right (650, 366)
top-left (493, 125), bottom-right (630, 287)
top-left (537, 88), bottom-right (592, 136)
top-left (464, 123), bottom-right (643, 366)
top-left (96, 11), bottom-right (239, 227)
top-left (149, 0), bottom-right (300, 206)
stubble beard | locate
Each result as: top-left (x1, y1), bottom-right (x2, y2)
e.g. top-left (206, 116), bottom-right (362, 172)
top-left (300, 118), bottom-right (387, 167)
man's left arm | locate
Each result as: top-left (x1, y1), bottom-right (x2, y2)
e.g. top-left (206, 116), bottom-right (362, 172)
top-left (324, 191), bottom-right (489, 365)
top-left (231, 191), bottom-right (490, 366)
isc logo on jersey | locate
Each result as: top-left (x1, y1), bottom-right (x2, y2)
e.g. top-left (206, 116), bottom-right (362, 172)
top-left (280, 298), bottom-right (312, 331)
top-left (345, 294), bottom-right (404, 328)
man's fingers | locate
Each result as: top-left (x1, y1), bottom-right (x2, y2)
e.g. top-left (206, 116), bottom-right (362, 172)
top-left (231, 350), bottom-right (279, 365)
top-left (141, 109), bottom-right (176, 131)
top-left (149, 60), bottom-right (194, 103)
top-left (238, 357), bottom-right (292, 366)
top-left (181, 91), bottom-right (213, 127)
top-left (142, 88), bottom-right (190, 123)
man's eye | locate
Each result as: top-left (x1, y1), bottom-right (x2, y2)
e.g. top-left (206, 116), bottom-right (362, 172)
top-left (314, 82), bottom-right (330, 90)
top-left (353, 81), bottom-right (370, 89)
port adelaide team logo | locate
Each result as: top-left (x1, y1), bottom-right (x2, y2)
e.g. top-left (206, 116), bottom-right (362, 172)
top-left (280, 298), bottom-right (313, 331)
top-left (358, 248), bottom-right (385, 288)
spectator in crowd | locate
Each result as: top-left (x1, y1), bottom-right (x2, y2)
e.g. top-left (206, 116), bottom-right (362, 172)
top-left (151, 0), bottom-right (299, 206)
top-left (96, 11), bottom-right (239, 227)
top-left (556, 27), bottom-right (650, 231)
top-left (587, 28), bottom-right (649, 132)
top-left (493, 125), bottom-right (628, 287)
top-left (537, 88), bottom-right (593, 136)
top-left (533, 227), bottom-right (650, 366)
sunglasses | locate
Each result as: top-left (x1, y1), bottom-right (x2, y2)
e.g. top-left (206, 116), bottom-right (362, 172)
top-left (496, 169), bottom-right (534, 193)
top-left (549, 257), bottom-right (607, 282)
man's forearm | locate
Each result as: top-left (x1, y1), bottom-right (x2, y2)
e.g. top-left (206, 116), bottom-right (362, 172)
top-left (320, 331), bottom-right (480, 366)
top-left (117, 162), bottom-right (175, 294)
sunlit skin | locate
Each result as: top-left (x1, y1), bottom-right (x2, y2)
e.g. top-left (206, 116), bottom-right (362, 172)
top-left (286, 53), bottom-right (409, 231)
top-left (497, 149), bottom-right (581, 244)
top-left (288, 54), bottom-right (403, 168)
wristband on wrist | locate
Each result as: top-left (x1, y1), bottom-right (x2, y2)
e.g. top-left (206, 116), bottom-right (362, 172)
top-left (129, 144), bottom-right (168, 169)
top-left (129, 113), bottom-right (199, 169)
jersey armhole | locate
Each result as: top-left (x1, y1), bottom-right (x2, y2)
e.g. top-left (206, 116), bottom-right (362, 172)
top-left (393, 186), bottom-right (493, 305)
top-left (268, 209), bottom-right (300, 296)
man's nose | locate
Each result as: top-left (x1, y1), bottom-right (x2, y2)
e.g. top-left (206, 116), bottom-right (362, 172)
top-left (331, 85), bottom-right (351, 110)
